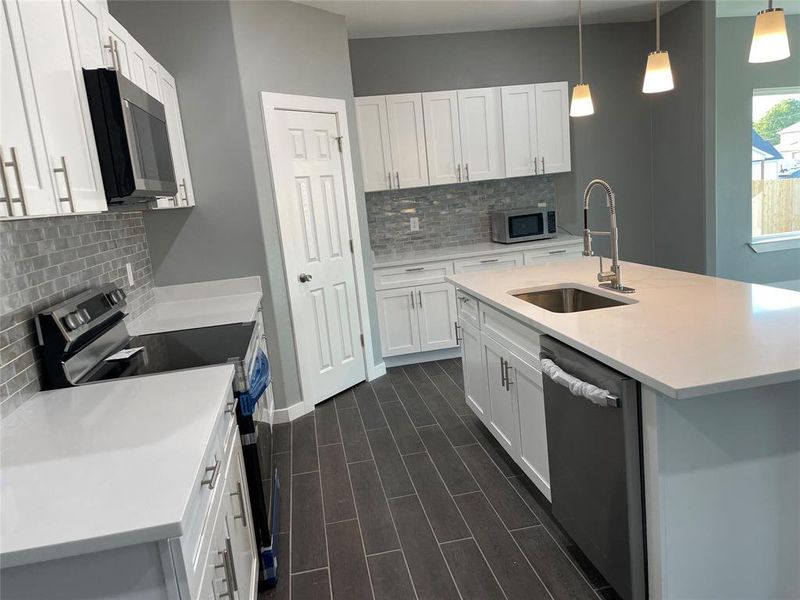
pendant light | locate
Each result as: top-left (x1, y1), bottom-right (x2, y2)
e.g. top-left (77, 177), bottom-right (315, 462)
top-left (570, 0), bottom-right (594, 117)
top-left (749, 1), bottom-right (791, 63)
top-left (642, 0), bottom-right (674, 94)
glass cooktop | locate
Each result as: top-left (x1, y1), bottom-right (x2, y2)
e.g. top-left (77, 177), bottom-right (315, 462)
top-left (83, 321), bottom-right (257, 384)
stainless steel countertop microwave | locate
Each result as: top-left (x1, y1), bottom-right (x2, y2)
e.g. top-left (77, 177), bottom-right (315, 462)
top-left (490, 206), bottom-right (557, 243)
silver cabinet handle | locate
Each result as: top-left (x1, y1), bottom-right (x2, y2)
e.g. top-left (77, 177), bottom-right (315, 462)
top-left (53, 156), bottom-right (75, 213)
top-left (0, 146), bottom-right (26, 216)
top-left (180, 178), bottom-right (188, 205)
top-left (405, 266), bottom-right (424, 272)
top-left (201, 457), bottom-right (221, 489)
top-left (504, 361), bottom-right (513, 391)
top-left (541, 156), bottom-right (545, 174)
top-left (465, 163), bottom-right (470, 181)
top-left (457, 295), bottom-right (470, 304)
top-left (457, 164), bottom-right (462, 182)
top-left (225, 536), bottom-right (239, 591)
top-left (225, 396), bottom-right (238, 415)
top-left (230, 480), bottom-right (248, 528)
top-left (387, 171), bottom-right (392, 190)
top-left (454, 321), bottom-right (462, 345)
top-left (298, 273), bottom-right (312, 283)
top-left (395, 171), bottom-right (400, 188)
top-left (104, 36), bottom-right (118, 70)
top-left (549, 249), bottom-right (567, 255)
top-left (410, 290), bottom-right (415, 309)
top-left (214, 546), bottom-right (235, 598)
top-left (480, 258), bottom-right (499, 264)
top-left (417, 289), bottom-right (422, 307)
top-left (540, 357), bottom-right (619, 408)
top-left (500, 357), bottom-right (507, 388)
top-left (533, 156), bottom-right (538, 175)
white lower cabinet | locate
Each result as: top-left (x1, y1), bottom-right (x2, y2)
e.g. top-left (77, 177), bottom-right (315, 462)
top-left (481, 332), bottom-right (520, 457)
top-left (459, 319), bottom-right (489, 424)
top-left (377, 282), bottom-right (457, 357)
top-left (453, 251), bottom-right (524, 274)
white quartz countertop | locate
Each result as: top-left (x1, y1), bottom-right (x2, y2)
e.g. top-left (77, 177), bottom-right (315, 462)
top-left (373, 236), bottom-right (582, 268)
top-left (128, 276), bottom-right (262, 335)
top-left (448, 258), bottom-right (800, 399)
top-left (0, 366), bottom-right (235, 568)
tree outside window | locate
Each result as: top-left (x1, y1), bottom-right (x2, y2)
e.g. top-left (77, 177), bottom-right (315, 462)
top-left (752, 88), bottom-right (800, 240)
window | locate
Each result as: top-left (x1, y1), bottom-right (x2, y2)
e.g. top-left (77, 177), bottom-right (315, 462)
top-left (751, 88), bottom-right (800, 241)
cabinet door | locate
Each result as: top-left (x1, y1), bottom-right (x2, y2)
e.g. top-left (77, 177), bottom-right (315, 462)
top-left (509, 356), bottom-right (550, 500)
top-left (457, 87), bottom-right (504, 182)
top-left (14, 0), bottom-right (107, 214)
top-left (534, 82), bottom-right (571, 174)
top-left (143, 51), bottom-right (161, 100)
top-left (460, 320), bottom-right (489, 425)
top-left (105, 14), bottom-right (132, 77)
top-left (1, 4), bottom-right (56, 218)
top-left (67, 0), bottom-right (108, 69)
top-left (453, 252), bottom-right (524, 274)
top-left (158, 66), bottom-right (194, 207)
top-left (422, 91), bottom-right (462, 186)
top-left (376, 288), bottom-right (420, 357)
top-left (226, 442), bottom-right (258, 600)
top-left (417, 282), bottom-right (457, 352)
top-left (126, 37), bottom-right (148, 90)
top-left (355, 96), bottom-right (393, 192)
top-left (481, 333), bottom-right (520, 457)
top-left (385, 93), bottom-right (428, 189)
top-left (501, 85), bottom-right (538, 178)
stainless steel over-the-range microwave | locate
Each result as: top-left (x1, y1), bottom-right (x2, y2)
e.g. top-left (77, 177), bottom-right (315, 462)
top-left (490, 206), bottom-right (557, 243)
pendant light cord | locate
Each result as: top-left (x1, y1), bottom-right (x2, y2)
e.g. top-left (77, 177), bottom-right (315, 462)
top-left (578, 0), bottom-right (584, 83)
top-left (656, 0), bottom-right (661, 51)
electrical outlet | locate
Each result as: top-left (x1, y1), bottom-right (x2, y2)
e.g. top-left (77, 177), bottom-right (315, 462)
top-left (410, 217), bottom-right (420, 232)
top-left (126, 262), bottom-right (134, 287)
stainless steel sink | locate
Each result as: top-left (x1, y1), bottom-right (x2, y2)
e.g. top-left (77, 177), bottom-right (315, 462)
top-left (512, 287), bottom-right (628, 313)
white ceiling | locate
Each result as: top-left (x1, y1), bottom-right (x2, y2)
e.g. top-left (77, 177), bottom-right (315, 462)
top-left (294, 0), bottom-right (690, 39)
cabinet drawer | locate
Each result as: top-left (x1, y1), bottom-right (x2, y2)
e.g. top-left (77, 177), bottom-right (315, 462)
top-left (453, 252), bottom-right (523, 274)
top-left (456, 290), bottom-right (479, 329)
top-left (523, 245), bottom-right (581, 265)
top-left (480, 303), bottom-right (542, 370)
top-left (374, 261), bottom-right (453, 290)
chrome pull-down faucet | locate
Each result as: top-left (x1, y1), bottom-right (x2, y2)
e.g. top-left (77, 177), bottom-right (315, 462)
top-left (582, 179), bottom-right (635, 294)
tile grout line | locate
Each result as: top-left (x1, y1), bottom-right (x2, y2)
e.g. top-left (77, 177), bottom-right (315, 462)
top-left (288, 420), bottom-right (293, 598)
top-left (289, 566), bottom-right (330, 577)
top-left (333, 388), bottom-right (379, 600)
top-left (311, 411), bottom-right (334, 600)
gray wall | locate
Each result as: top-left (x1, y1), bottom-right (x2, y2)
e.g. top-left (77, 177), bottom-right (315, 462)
top-left (110, 0), bottom-right (380, 410)
top-left (651, 0), bottom-right (708, 274)
top-left (349, 22), bottom-right (657, 265)
top-left (714, 14), bottom-right (800, 286)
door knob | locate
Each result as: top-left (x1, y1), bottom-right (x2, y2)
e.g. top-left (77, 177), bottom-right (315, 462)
top-left (299, 273), bottom-right (312, 283)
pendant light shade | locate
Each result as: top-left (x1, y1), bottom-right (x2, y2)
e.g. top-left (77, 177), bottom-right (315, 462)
top-left (642, 0), bottom-right (674, 94)
top-left (643, 51), bottom-right (674, 93)
top-left (570, 84), bottom-right (595, 117)
top-left (570, 0), bottom-right (594, 117)
top-left (749, 4), bottom-right (791, 63)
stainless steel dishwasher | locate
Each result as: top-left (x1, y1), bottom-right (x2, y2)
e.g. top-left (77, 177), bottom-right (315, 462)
top-left (539, 336), bottom-right (646, 600)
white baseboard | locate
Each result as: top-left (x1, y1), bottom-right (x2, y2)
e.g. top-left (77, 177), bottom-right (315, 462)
top-left (384, 347), bottom-right (461, 368)
top-left (367, 361), bottom-right (387, 381)
top-left (272, 400), bottom-right (313, 424)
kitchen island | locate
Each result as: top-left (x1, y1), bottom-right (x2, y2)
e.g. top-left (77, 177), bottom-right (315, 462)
top-left (448, 257), bottom-right (800, 600)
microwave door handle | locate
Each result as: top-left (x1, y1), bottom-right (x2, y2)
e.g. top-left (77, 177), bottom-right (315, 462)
top-left (540, 358), bottom-right (619, 408)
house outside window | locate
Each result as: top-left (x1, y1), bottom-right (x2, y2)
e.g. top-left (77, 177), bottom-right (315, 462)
top-left (751, 88), bottom-right (800, 241)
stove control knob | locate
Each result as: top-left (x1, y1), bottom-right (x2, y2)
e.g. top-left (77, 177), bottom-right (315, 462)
top-left (63, 312), bottom-right (83, 331)
top-left (107, 289), bottom-right (125, 305)
top-left (77, 309), bottom-right (91, 324)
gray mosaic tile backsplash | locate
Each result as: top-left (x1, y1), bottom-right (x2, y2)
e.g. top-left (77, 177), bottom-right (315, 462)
top-left (0, 212), bottom-right (155, 416)
top-left (366, 176), bottom-right (556, 254)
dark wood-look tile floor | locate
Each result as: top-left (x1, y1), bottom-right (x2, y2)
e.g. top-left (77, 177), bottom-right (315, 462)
top-left (259, 359), bottom-right (621, 600)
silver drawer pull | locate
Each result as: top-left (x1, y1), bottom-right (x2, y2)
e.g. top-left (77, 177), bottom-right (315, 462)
top-left (201, 457), bottom-right (221, 489)
top-left (230, 480), bottom-right (249, 528)
top-left (540, 358), bottom-right (619, 408)
top-left (480, 258), bottom-right (499, 264)
top-left (500, 357), bottom-right (507, 388)
top-left (180, 178), bottom-right (188, 204)
top-left (0, 146), bottom-right (27, 216)
top-left (225, 537), bottom-right (239, 591)
top-left (549, 249), bottom-right (567, 255)
top-left (225, 396), bottom-right (239, 415)
top-left (457, 295), bottom-right (470, 304)
top-left (405, 267), bottom-right (424, 272)
top-left (214, 546), bottom-right (235, 598)
top-left (454, 321), bottom-right (462, 345)
top-left (53, 156), bottom-right (75, 213)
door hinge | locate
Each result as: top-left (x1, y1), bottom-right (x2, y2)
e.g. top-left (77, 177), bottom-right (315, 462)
top-left (359, 334), bottom-right (364, 347)
top-left (334, 136), bottom-right (343, 153)
top-left (349, 239), bottom-right (354, 253)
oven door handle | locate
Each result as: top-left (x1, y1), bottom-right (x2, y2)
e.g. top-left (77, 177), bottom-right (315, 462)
top-left (540, 358), bottom-right (619, 408)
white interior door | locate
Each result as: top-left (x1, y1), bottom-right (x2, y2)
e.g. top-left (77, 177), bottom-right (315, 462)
top-left (385, 93), bottom-right (428, 189)
top-left (534, 82), bottom-right (571, 174)
top-left (501, 84), bottom-right (538, 178)
top-left (376, 287), bottom-right (420, 357)
top-left (457, 87), bottom-right (504, 182)
top-left (417, 283), bottom-right (457, 352)
top-left (354, 96), bottom-right (393, 192)
top-left (1, 3), bottom-right (56, 218)
top-left (422, 91), bottom-right (462, 186)
top-left (269, 109), bottom-right (366, 405)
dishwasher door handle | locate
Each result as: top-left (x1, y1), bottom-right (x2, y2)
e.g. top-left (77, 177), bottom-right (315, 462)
top-left (540, 358), bottom-right (619, 408)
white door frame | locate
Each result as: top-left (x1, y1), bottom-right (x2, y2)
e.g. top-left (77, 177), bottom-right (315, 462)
top-left (261, 92), bottom-right (384, 416)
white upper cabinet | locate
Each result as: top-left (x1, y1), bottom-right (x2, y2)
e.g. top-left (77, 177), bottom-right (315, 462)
top-left (67, 0), bottom-right (108, 69)
top-left (534, 81), bottom-right (571, 174)
top-left (157, 67), bottom-right (195, 207)
top-left (422, 91), bottom-right (462, 186)
top-left (1, 3), bottom-right (56, 217)
top-left (7, 0), bottom-right (107, 215)
top-left (385, 93), bottom-right (429, 189)
top-left (105, 14), bottom-right (133, 77)
top-left (457, 87), bottom-right (504, 182)
top-left (355, 96), bottom-right (393, 192)
top-left (501, 84), bottom-right (539, 178)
